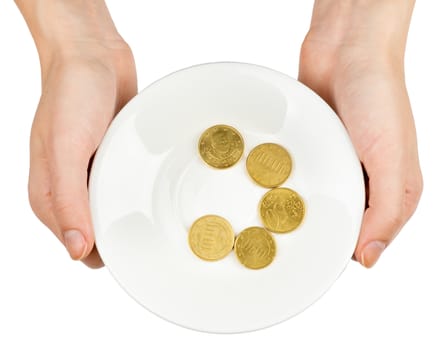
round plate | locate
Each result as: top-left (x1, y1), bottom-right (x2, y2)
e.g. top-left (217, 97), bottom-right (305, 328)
top-left (89, 62), bottom-right (365, 333)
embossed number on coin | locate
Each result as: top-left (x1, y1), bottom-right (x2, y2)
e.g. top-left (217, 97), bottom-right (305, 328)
top-left (246, 143), bottom-right (292, 188)
top-left (188, 215), bottom-right (235, 261)
top-left (234, 227), bottom-right (276, 269)
top-left (199, 125), bottom-right (244, 169)
top-left (259, 187), bottom-right (305, 233)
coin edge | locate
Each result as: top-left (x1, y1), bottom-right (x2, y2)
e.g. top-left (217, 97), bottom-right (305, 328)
top-left (234, 226), bottom-right (276, 269)
top-left (198, 124), bottom-right (245, 169)
top-left (245, 142), bottom-right (293, 188)
top-left (258, 187), bottom-right (306, 234)
top-left (188, 214), bottom-right (235, 261)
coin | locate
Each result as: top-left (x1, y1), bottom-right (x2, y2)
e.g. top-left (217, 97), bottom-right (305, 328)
top-left (198, 125), bottom-right (244, 169)
top-left (234, 227), bottom-right (276, 269)
top-left (259, 187), bottom-right (305, 233)
top-left (188, 215), bottom-right (235, 261)
top-left (246, 143), bottom-right (292, 188)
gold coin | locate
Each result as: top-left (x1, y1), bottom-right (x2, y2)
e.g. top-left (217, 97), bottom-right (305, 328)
top-left (259, 187), bottom-right (305, 233)
top-left (234, 227), bottom-right (276, 269)
top-left (188, 215), bottom-right (235, 261)
top-left (198, 125), bottom-right (244, 169)
top-left (246, 143), bottom-right (292, 188)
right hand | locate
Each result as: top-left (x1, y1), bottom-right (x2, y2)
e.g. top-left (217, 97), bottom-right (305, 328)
top-left (28, 41), bottom-right (137, 268)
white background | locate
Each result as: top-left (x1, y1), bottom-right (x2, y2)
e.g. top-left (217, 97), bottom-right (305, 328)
top-left (0, 1), bottom-right (446, 349)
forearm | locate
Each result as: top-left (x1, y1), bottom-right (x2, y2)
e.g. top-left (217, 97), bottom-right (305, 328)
top-left (307, 0), bottom-right (415, 58)
top-left (14, 0), bottom-right (124, 69)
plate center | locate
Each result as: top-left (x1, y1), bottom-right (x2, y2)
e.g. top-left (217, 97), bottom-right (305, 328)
top-left (177, 160), bottom-right (264, 232)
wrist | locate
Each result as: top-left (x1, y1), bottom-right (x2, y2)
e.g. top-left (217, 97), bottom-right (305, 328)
top-left (305, 0), bottom-right (415, 60)
top-left (15, 0), bottom-right (126, 69)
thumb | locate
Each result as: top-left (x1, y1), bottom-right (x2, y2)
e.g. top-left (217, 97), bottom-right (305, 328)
top-left (48, 136), bottom-right (95, 261)
top-left (354, 147), bottom-right (406, 268)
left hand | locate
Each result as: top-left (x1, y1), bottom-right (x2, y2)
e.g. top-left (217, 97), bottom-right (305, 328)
top-left (299, 31), bottom-right (422, 268)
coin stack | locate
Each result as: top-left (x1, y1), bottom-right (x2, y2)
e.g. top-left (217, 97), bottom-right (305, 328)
top-left (188, 124), bottom-right (305, 270)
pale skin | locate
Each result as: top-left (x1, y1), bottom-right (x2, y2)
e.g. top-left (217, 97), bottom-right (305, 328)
top-left (15, 0), bottom-right (422, 269)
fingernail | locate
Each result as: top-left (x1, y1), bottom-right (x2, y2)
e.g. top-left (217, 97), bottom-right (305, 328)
top-left (361, 241), bottom-right (386, 268)
top-left (63, 230), bottom-right (87, 260)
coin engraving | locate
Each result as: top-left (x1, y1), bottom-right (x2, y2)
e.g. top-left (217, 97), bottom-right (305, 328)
top-left (188, 215), bottom-right (235, 261)
top-left (199, 125), bottom-right (244, 169)
top-left (234, 227), bottom-right (276, 269)
top-left (259, 187), bottom-right (305, 233)
top-left (246, 143), bottom-right (292, 187)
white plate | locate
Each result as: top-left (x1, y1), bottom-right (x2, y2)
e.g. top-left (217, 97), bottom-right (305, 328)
top-left (89, 62), bottom-right (365, 333)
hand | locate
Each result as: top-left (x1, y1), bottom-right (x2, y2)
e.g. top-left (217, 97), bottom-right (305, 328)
top-left (299, 0), bottom-right (422, 267)
top-left (15, 0), bottom-right (138, 268)
top-left (28, 43), bottom-right (137, 268)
